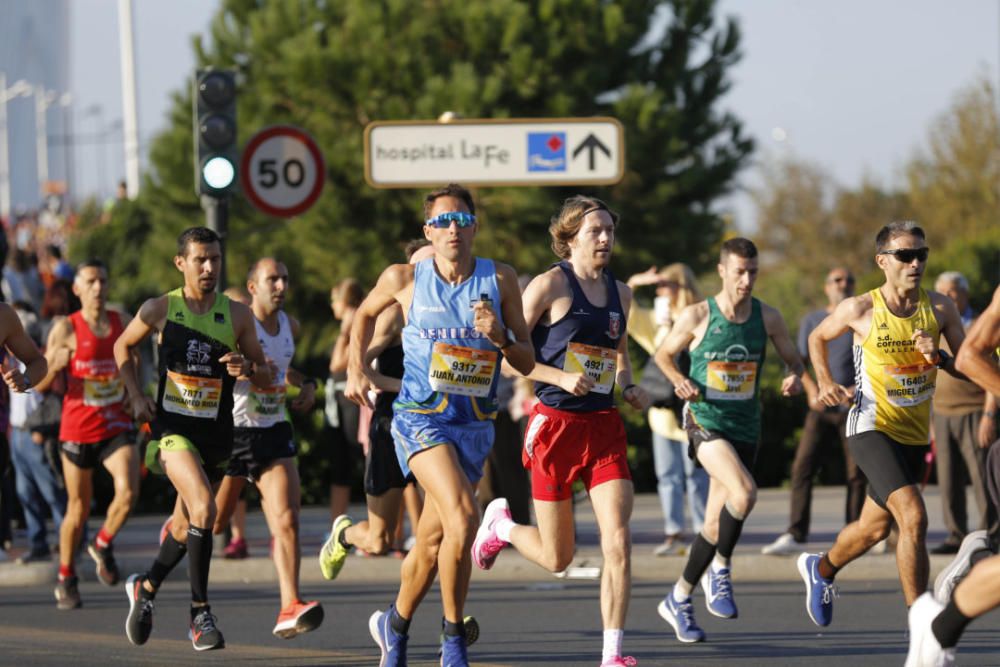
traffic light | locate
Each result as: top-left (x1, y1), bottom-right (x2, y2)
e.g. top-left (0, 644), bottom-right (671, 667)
top-left (193, 69), bottom-right (237, 197)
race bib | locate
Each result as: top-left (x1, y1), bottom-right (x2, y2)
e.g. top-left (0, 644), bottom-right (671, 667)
top-left (248, 385), bottom-right (286, 420)
top-left (429, 343), bottom-right (498, 398)
top-left (563, 342), bottom-right (617, 395)
top-left (83, 376), bottom-right (124, 407)
top-left (883, 363), bottom-right (935, 407)
top-left (162, 370), bottom-right (222, 419)
top-left (705, 361), bottom-right (757, 400)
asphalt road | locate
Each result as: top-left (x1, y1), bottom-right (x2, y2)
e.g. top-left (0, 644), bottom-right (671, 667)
top-left (2, 578), bottom-right (999, 666)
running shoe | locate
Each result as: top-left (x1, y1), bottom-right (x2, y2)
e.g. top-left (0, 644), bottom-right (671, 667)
top-left (904, 592), bottom-right (955, 667)
top-left (54, 575), bottom-right (82, 610)
top-left (472, 498), bottom-right (510, 570)
top-left (933, 530), bottom-right (989, 604)
top-left (159, 516), bottom-right (172, 545)
top-left (657, 594), bottom-right (705, 643)
top-left (798, 552), bottom-right (837, 627)
top-left (272, 599), bottom-right (324, 639)
top-left (189, 606), bottom-right (225, 651)
top-left (369, 606), bottom-right (408, 667)
top-left (124, 574), bottom-right (154, 645)
top-left (223, 537), bottom-right (249, 559)
top-left (601, 657), bottom-right (638, 666)
top-left (701, 566), bottom-right (738, 618)
top-left (438, 615), bottom-right (480, 655)
top-left (88, 541), bottom-right (120, 586)
top-left (761, 532), bottom-right (801, 556)
top-left (440, 631), bottom-right (469, 667)
top-left (318, 514), bottom-right (352, 580)
top-left (652, 534), bottom-right (683, 556)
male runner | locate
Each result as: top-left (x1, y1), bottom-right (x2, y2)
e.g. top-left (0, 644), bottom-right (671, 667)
top-left (654, 237), bottom-right (805, 643)
top-left (471, 195), bottom-right (646, 667)
top-left (209, 257), bottom-right (323, 639)
top-left (35, 260), bottom-right (138, 609)
top-left (905, 284), bottom-right (1000, 666)
top-left (344, 184), bottom-right (533, 666)
top-left (799, 221), bottom-right (967, 628)
top-left (114, 227), bottom-right (272, 651)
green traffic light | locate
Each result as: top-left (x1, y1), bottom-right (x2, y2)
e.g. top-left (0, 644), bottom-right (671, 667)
top-left (203, 156), bottom-right (235, 190)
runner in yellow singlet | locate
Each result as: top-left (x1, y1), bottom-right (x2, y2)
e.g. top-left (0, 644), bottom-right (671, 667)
top-left (797, 221), bottom-right (968, 630)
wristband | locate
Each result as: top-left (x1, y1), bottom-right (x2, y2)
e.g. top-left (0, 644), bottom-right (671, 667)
top-left (934, 349), bottom-right (951, 370)
top-left (499, 332), bottom-right (515, 350)
top-left (302, 377), bottom-right (318, 389)
top-left (622, 383), bottom-right (637, 394)
top-left (246, 362), bottom-right (256, 378)
top-left (986, 411), bottom-right (998, 419)
top-left (19, 375), bottom-right (31, 392)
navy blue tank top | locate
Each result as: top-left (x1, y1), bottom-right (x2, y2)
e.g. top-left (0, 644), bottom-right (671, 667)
top-left (532, 261), bottom-right (625, 412)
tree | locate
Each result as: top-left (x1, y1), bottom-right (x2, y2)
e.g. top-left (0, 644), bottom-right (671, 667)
top-left (71, 0), bottom-right (753, 357)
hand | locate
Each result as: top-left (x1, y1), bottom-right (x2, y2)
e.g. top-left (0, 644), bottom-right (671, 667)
top-left (219, 351), bottom-right (248, 378)
top-left (978, 413), bottom-right (997, 449)
top-left (2, 367), bottom-right (29, 393)
top-left (345, 367), bottom-right (374, 409)
top-left (290, 383), bottom-right (316, 413)
top-left (50, 346), bottom-right (72, 373)
top-left (673, 377), bottom-right (701, 401)
top-left (912, 329), bottom-right (938, 364)
top-left (472, 300), bottom-right (504, 346)
top-left (124, 393), bottom-right (156, 423)
top-left (559, 371), bottom-right (595, 396)
top-left (817, 380), bottom-right (852, 407)
top-left (623, 385), bottom-right (650, 410)
top-left (781, 374), bottom-right (803, 397)
top-left (626, 266), bottom-right (660, 289)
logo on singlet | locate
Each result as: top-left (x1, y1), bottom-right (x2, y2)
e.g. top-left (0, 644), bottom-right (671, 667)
top-left (607, 312), bottom-right (622, 339)
top-left (186, 339), bottom-right (213, 373)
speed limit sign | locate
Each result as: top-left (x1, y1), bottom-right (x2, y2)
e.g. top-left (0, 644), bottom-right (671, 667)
top-left (241, 126), bottom-right (325, 218)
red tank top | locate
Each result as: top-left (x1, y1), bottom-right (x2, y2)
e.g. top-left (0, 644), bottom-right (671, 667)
top-left (59, 310), bottom-right (133, 443)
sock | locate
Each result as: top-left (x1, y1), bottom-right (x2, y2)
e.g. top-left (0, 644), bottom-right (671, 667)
top-left (931, 597), bottom-right (973, 649)
top-left (496, 518), bottom-right (515, 542)
top-left (95, 527), bottom-right (114, 550)
top-left (146, 533), bottom-right (188, 590)
top-left (58, 564), bottom-right (74, 581)
top-left (602, 628), bottom-right (623, 662)
top-left (681, 533), bottom-right (718, 588)
top-left (716, 504), bottom-right (746, 565)
top-left (672, 580), bottom-right (692, 602)
top-left (338, 527), bottom-right (352, 549)
top-left (818, 553), bottom-right (839, 581)
top-left (190, 603), bottom-right (210, 620)
top-left (389, 605), bottom-right (410, 635)
top-left (187, 525), bottom-right (212, 605)
top-left (712, 555), bottom-right (729, 571)
top-left (443, 618), bottom-right (466, 638)
top-left (138, 574), bottom-right (156, 600)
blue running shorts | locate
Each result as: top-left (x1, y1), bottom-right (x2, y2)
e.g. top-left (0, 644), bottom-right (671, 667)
top-left (391, 410), bottom-right (494, 484)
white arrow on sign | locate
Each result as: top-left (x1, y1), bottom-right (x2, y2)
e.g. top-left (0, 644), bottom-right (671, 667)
top-left (241, 126), bottom-right (325, 218)
top-left (364, 118), bottom-right (624, 188)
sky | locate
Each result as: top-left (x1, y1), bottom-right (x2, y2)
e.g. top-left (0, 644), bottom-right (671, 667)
top-left (66, 0), bottom-right (1000, 225)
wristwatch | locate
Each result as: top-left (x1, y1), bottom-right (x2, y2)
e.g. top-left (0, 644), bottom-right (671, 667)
top-left (934, 349), bottom-right (951, 369)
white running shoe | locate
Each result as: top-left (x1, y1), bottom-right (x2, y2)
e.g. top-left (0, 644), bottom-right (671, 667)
top-left (933, 530), bottom-right (989, 604)
top-left (904, 593), bottom-right (955, 667)
top-left (761, 532), bottom-right (800, 556)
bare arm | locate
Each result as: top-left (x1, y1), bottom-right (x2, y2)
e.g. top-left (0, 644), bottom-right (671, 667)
top-left (653, 303), bottom-right (703, 400)
top-left (345, 263), bottom-right (413, 408)
top-left (615, 284), bottom-right (647, 410)
top-left (0, 303), bottom-right (46, 392)
top-left (34, 316), bottom-right (72, 393)
top-left (956, 285), bottom-right (1000, 396)
top-left (492, 262), bottom-right (534, 376)
top-left (363, 305), bottom-right (404, 394)
top-left (329, 307), bottom-right (355, 375)
top-left (763, 303), bottom-right (805, 397)
top-left (284, 316), bottom-right (316, 413)
top-left (808, 297), bottom-right (861, 406)
top-left (113, 296), bottom-right (165, 422)
top-left (926, 291), bottom-right (969, 380)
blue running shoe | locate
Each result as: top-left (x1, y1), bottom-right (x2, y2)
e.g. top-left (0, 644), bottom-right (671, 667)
top-left (369, 605), bottom-right (408, 667)
top-left (440, 632), bottom-right (469, 667)
top-left (798, 552), bottom-right (837, 627)
top-left (657, 594), bottom-right (706, 643)
top-left (701, 566), bottom-right (738, 619)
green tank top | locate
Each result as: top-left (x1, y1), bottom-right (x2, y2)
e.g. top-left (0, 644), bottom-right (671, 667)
top-left (687, 296), bottom-right (767, 442)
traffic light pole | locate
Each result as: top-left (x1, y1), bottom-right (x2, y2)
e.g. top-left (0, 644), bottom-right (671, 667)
top-left (201, 193), bottom-right (228, 291)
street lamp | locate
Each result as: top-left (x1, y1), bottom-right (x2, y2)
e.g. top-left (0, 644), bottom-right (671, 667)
top-left (35, 85), bottom-right (61, 194)
top-left (0, 72), bottom-right (34, 222)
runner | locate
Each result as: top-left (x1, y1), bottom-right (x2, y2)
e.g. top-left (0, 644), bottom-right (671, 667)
top-left (906, 284), bottom-right (1000, 666)
top-left (114, 226), bottom-right (273, 651)
top-left (471, 195), bottom-right (646, 667)
top-left (344, 184), bottom-right (533, 666)
top-left (35, 260), bottom-right (138, 610)
top-left (798, 221), bottom-right (967, 629)
top-left (653, 237), bottom-right (805, 643)
top-left (210, 257), bottom-right (323, 639)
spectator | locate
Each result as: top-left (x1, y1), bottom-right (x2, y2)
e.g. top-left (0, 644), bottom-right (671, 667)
top-left (627, 263), bottom-right (709, 555)
top-left (930, 271), bottom-right (996, 554)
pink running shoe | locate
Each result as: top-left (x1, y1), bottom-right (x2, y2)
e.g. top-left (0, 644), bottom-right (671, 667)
top-left (601, 657), bottom-right (637, 666)
top-left (472, 498), bottom-right (511, 570)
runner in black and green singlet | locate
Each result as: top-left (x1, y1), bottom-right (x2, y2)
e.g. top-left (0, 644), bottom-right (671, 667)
top-left (652, 237), bottom-right (806, 644)
top-left (113, 227), bottom-right (273, 652)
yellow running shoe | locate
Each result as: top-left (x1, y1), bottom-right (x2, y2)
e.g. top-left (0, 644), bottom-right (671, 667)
top-left (318, 515), bottom-right (352, 580)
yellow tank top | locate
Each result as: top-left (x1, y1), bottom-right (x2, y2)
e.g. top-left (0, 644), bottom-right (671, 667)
top-left (847, 288), bottom-right (939, 445)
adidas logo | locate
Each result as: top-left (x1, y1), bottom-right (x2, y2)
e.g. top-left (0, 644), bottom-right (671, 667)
top-left (711, 326), bottom-right (723, 335)
top-left (878, 322), bottom-right (889, 330)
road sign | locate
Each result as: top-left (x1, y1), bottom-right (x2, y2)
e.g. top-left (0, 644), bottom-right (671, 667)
top-left (241, 126), bottom-right (325, 218)
top-left (364, 118), bottom-right (624, 188)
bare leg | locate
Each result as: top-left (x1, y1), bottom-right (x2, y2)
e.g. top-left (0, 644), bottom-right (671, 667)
top-left (257, 459), bottom-right (302, 609)
top-left (213, 476), bottom-right (248, 535)
top-left (394, 496), bottom-right (443, 619)
top-left (507, 497), bottom-right (576, 573)
top-left (59, 456), bottom-right (92, 571)
top-left (826, 496), bottom-right (893, 575)
top-left (231, 500), bottom-right (247, 542)
top-left (886, 485), bottom-right (929, 605)
top-left (589, 479), bottom-right (633, 630)
top-left (345, 488), bottom-right (403, 555)
top-left (330, 484), bottom-right (350, 522)
top-left (954, 554), bottom-right (1000, 618)
top-left (99, 444), bottom-right (139, 536)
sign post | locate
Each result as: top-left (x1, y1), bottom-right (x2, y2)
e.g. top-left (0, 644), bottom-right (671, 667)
top-left (364, 118), bottom-right (624, 188)
top-left (241, 126), bottom-right (325, 218)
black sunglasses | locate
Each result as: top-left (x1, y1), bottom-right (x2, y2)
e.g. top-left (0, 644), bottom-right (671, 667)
top-left (879, 247), bottom-right (929, 263)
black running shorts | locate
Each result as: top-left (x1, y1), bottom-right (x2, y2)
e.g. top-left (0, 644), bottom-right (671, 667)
top-left (848, 430), bottom-right (928, 509)
top-left (685, 422), bottom-right (758, 471)
top-left (61, 431), bottom-right (136, 470)
top-left (365, 409), bottom-right (409, 496)
top-left (226, 422), bottom-right (296, 482)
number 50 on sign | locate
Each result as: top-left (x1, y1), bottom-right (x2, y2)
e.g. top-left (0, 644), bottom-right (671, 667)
top-left (241, 126), bottom-right (325, 218)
